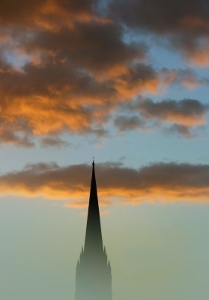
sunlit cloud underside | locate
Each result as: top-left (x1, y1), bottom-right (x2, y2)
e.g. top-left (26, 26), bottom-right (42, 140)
top-left (0, 162), bottom-right (209, 204)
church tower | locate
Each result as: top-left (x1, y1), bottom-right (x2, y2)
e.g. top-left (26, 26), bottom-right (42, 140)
top-left (75, 162), bottom-right (112, 300)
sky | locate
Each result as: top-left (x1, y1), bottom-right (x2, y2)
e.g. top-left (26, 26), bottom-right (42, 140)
top-left (0, 0), bottom-right (209, 299)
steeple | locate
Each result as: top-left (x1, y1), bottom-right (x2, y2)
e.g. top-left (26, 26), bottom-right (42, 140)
top-left (75, 161), bottom-right (112, 300)
top-left (84, 160), bottom-right (103, 253)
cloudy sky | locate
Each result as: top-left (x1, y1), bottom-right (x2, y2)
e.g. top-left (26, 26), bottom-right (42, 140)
top-left (0, 0), bottom-right (209, 299)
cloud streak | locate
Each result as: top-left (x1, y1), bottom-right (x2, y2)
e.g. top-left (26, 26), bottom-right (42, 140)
top-left (0, 162), bottom-right (209, 204)
top-left (139, 98), bottom-right (208, 126)
top-left (114, 98), bottom-right (208, 137)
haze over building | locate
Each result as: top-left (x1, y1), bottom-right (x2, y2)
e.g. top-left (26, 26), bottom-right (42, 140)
top-left (75, 161), bottom-right (112, 300)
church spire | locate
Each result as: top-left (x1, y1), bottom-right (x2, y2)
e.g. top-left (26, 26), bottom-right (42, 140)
top-left (84, 161), bottom-right (103, 253)
top-left (75, 161), bottom-right (112, 300)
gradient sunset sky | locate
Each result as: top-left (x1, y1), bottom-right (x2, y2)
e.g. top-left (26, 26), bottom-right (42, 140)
top-left (0, 0), bottom-right (209, 299)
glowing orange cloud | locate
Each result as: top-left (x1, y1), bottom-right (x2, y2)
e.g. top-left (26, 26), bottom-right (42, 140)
top-left (0, 162), bottom-right (209, 205)
top-left (0, 59), bottom-right (201, 144)
top-left (187, 47), bottom-right (209, 67)
top-left (64, 199), bottom-right (112, 209)
top-left (0, 0), bottom-right (208, 146)
top-left (180, 16), bottom-right (207, 29)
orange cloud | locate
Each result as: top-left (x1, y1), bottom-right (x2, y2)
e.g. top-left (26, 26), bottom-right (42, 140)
top-left (0, 162), bottom-right (209, 204)
top-left (0, 0), bottom-right (99, 27)
top-left (180, 16), bottom-right (208, 29)
top-left (0, 58), bottom-right (200, 145)
top-left (64, 199), bottom-right (112, 209)
top-left (0, 0), bottom-right (208, 147)
top-left (186, 45), bottom-right (209, 67)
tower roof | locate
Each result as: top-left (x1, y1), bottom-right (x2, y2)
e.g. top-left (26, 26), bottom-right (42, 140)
top-left (84, 161), bottom-right (103, 253)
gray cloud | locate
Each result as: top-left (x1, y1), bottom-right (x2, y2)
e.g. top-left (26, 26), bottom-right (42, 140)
top-left (118, 63), bottom-right (157, 88)
top-left (114, 98), bottom-right (208, 137)
top-left (25, 22), bottom-right (145, 72)
top-left (0, 130), bottom-right (34, 148)
top-left (110, 0), bottom-right (207, 33)
top-left (40, 136), bottom-right (69, 148)
top-left (165, 124), bottom-right (195, 139)
top-left (139, 98), bottom-right (208, 122)
top-left (0, 0), bottom-right (97, 25)
top-left (110, 0), bottom-right (209, 61)
top-left (114, 115), bottom-right (146, 132)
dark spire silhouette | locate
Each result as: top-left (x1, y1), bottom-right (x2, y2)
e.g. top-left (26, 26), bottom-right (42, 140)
top-left (75, 162), bottom-right (112, 300)
top-left (84, 160), bottom-right (103, 253)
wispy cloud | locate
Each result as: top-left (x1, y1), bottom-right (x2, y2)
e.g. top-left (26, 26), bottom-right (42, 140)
top-left (40, 136), bottom-right (69, 148)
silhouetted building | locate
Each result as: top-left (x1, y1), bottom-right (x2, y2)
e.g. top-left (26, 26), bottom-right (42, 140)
top-left (75, 161), bottom-right (112, 300)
